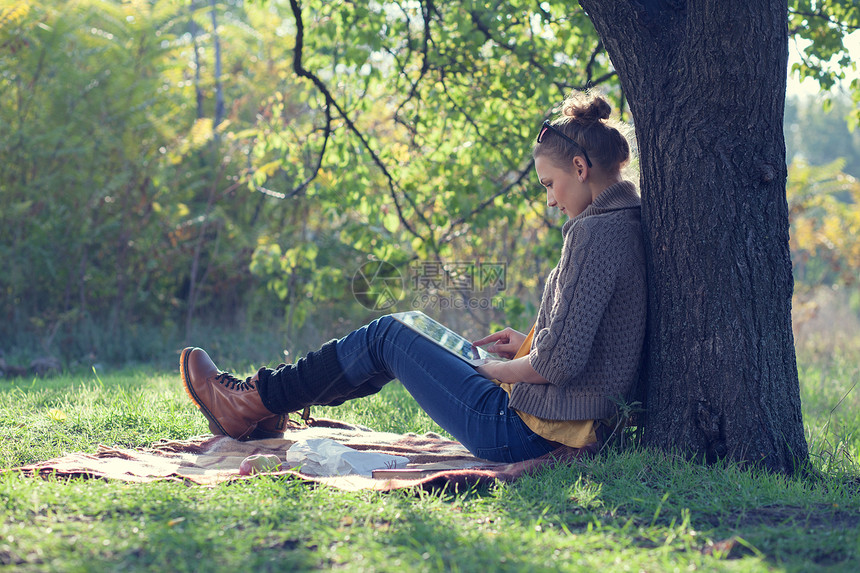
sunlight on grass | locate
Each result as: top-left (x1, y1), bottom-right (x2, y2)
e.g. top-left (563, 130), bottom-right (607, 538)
top-left (0, 348), bottom-right (859, 571)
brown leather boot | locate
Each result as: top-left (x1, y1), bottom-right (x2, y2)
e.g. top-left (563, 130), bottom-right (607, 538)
top-left (180, 347), bottom-right (275, 440)
top-left (204, 363), bottom-right (292, 440)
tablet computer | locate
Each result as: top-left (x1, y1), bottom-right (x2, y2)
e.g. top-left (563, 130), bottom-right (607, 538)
top-left (389, 310), bottom-right (492, 367)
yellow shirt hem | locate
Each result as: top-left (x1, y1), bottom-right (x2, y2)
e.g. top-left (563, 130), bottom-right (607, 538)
top-left (500, 324), bottom-right (597, 449)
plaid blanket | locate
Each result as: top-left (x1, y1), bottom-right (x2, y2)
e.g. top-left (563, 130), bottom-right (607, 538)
top-left (10, 419), bottom-right (595, 491)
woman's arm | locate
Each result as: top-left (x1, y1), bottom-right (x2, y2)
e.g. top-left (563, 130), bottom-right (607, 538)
top-left (530, 222), bottom-right (622, 387)
top-left (476, 356), bottom-right (549, 385)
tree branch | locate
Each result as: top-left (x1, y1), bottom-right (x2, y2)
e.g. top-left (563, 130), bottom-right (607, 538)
top-left (393, 0), bottom-right (433, 122)
top-left (437, 76), bottom-right (514, 166)
top-left (789, 9), bottom-right (860, 32)
top-left (289, 0), bottom-right (432, 244)
top-left (281, 104), bottom-right (332, 199)
top-left (438, 159), bottom-right (535, 246)
top-left (467, 9), bottom-right (569, 96)
top-left (584, 40), bottom-right (603, 84)
top-left (573, 71), bottom-right (618, 91)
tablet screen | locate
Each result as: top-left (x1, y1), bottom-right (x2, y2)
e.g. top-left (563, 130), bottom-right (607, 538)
top-left (390, 311), bottom-right (491, 365)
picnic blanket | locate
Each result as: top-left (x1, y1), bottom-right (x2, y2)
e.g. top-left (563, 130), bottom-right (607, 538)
top-left (10, 419), bottom-right (596, 491)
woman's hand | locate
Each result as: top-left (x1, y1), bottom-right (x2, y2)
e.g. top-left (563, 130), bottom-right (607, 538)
top-left (475, 359), bottom-right (510, 383)
top-left (476, 357), bottom-right (550, 385)
top-left (472, 327), bottom-right (527, 360)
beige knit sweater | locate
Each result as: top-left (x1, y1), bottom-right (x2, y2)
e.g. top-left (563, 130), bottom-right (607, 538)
top-left (509, 180), bottom-right (647, 421)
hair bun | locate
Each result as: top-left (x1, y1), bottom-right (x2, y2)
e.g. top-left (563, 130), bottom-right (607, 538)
top-left (536, 90), bottom-right (630, 172)
top-left (562, 93), bottom-right (612, 123)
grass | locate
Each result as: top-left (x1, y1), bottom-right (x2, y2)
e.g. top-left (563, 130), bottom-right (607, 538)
top-left (1, 354), bottom-right (859, 572)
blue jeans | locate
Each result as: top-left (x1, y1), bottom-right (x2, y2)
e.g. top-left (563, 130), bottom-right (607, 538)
top-left (333, 315), bottom-right (557, 463)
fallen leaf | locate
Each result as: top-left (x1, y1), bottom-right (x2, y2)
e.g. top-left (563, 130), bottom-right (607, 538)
top-left (702, 537), bottom-right (738, 557)
top-left (47, 409), bottom-right (67, 422)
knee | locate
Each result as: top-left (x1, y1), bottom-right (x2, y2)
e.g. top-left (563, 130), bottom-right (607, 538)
top-left (368, 314), bottom-right (403, 338)
top-left (373, 314), bottom-right (398, 329)
top-left (364, 314), bottom-right (418, 352)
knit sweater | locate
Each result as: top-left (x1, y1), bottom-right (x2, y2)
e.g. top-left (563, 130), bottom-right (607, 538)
top-left (509, 180), bottom-right (647, 421)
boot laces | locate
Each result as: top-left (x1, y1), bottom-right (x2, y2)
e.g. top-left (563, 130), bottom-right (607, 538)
top-left (215, 371), bottom-right (256, 391)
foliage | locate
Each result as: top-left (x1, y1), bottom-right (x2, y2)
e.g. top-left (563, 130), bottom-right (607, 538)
top-left (787, 158), bottom-right (860, 290)
top-left (234, 0), bottom-right (619, 339)
top-left (786, 95), bottom-right (860, 177)
top-left (789, 0), bottom-right (860, 128)
top-left (1, 0), bottom-right (859, 364)
top-left (0, 0), bottom-right (611, 361)
top-left (0, 0), bottom-right (217, 358)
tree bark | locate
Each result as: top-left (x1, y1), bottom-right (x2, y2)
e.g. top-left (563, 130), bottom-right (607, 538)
top-left (578, 0), bottom-right (808, 473)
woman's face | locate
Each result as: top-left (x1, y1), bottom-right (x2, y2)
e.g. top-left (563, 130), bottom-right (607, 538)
top-left (534, 155), bottom-right (592, 219)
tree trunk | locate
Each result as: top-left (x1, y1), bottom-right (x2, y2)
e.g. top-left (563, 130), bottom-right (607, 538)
top-left (210, 0), bottom-right (224, 129)
top-left (190, 1), bottom-right (204, 120)
top-left (578, 0), bottom-right (808, 473)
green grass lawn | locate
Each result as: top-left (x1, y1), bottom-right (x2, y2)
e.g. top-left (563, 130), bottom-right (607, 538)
top-left (1, 355), bottom-right (859, 572)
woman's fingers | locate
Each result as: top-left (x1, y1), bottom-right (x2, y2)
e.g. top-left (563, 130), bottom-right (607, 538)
top-left (474, 327), bottom-right (528, 359)
top-left (472, 330), bottom-right (509, 347)
top-left (489, 341), bottom-right (518, 356)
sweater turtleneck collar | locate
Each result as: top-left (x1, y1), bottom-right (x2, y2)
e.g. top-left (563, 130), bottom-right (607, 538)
top-left (561, 180), bottom-right (640, 234)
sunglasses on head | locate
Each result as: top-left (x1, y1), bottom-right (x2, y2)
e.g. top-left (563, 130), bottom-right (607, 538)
top-left (537, 120), bottom-right (593, 168)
